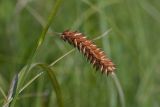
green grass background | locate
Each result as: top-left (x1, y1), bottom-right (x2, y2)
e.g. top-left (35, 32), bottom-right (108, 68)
top-left (0, 0), bottom-right (160, 107)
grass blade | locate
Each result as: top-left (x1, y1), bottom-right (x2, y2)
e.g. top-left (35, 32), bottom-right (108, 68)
top-left (3, 74), bottom-right (18, 107)
top-left (38, 64), bottom-right (64, 107)
top-left (10, 0), bottom-right (63, 106)
top-left (19, 72), bottom-right (43, 94)
top-left (0, 87), bottom-right (7, 102)
top-left (3, 63), bottom-right (63, 107)
top-left (111, 73), bottom-right (125, 107)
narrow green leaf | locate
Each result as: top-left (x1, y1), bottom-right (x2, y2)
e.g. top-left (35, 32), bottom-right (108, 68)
top-left (3, 74), bottom-right (18, 107)
top-left (38, 64), bottom-right (64, 107)
top-left (0, 87), bottom-right (7, 101)
top-left (10, 0), bottom-right (63, 106)
top-left (4, 63), bottom-right (63, 107)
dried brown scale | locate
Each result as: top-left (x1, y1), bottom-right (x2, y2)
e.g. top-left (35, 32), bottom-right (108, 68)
top-left (61, 30), bottom-right (116, 75)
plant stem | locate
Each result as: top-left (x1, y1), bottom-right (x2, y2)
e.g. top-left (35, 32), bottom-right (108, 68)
top-left (111, 72), bottom-right (126, 107)
top-left (10, 0), bottom-right (63, 106)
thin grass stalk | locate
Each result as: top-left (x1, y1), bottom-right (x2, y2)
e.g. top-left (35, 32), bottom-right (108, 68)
top-left (3, 63), bottom-right (63, 107)
top-left (10, 0), bottom-right (63, 106)
top-left (19, 72), bottom-right (43, 94)
top-left (49, 49), bottom-right (75, 66)
top-left (0, 87), bottom-right (7, 101)
top-left (111, 72), bottom-right (125, 107)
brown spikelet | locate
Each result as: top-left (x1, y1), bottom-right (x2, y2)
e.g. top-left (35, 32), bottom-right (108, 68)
top-left (61, 30), bottom-right (116, 75)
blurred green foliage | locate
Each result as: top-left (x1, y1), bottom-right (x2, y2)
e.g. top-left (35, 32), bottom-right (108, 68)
top-left (0, 0), bottom-right (160, 107)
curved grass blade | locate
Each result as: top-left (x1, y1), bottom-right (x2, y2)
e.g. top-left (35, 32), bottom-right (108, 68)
top-left (19, 64), bottom-right (63, 107)
top-left (18, 0), bottom-right (63, 89)
top-left (37, 64), bottom-right (63, 107)
top-left (10, 0), bottom-right (63, 106)
top-left (4, 63), bottom-right (63, 107)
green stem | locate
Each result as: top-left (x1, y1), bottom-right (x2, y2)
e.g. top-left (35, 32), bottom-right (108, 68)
top-left (10, 0), bottom-right (63, 106)
top-left (111, 73), bottom-right (126, 107)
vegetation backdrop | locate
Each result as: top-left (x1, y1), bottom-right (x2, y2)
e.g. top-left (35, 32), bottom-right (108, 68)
top-left (0, 0), bottom-right (160, 107)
